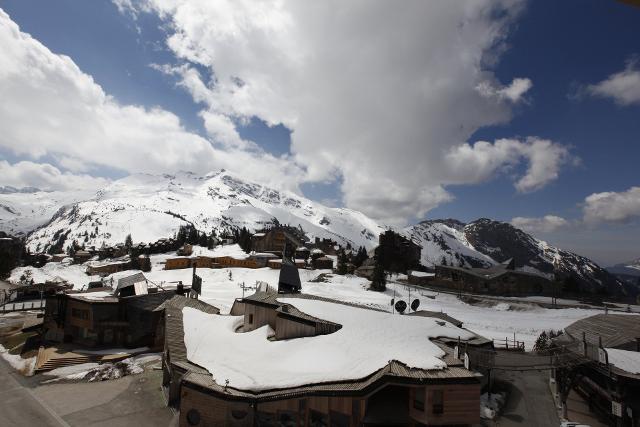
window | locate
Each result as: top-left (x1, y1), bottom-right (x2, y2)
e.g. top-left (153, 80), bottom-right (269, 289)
top-left (71, 308), bottom-right (89, 320)
top-left (413, 389), bottom-right (425, 411)
top-left (277, 410), bottom-right (298, 427)
top-left (249, 314), bottom-right (254, 324)
top-left (309, 410), bottom-right (328, 427)
top-left (257, 411), bottom-right (275, 426)
top-left (329, 411), bottom-right (349, 427)
top-left (432, 390), bottom-right (444, 415)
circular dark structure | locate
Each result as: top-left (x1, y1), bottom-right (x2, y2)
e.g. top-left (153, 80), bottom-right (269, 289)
top-left (186, 409), bottom-right (201, 425)
top-left (411, 298), bottom-right (420, 312)
top-left (394, 300), bottom-right (407, 314)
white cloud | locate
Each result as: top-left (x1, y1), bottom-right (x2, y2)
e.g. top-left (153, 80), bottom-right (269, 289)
top-left (476, 77), bottom-right (533, 103)
top-left (0, 160), bottom-right (109, 191)
top-left (583, 187), bottom-right (640, 224)
top-left (0, 9), bottom-right (304, 194)
top-left (511, 215), bottom-right (569, 234)
top-left (587, 59), bottom-right (640, 106)
top-left (122, 0), bottom-right (569, 224)
top-left (444, 137), bottom-right (572, 193)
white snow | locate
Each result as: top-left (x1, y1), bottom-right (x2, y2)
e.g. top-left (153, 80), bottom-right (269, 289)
top-left (0, 344), bottom-right (35, 375)
top-left (73, 346), bottom-right (149, 356)
top-left (182, 299), bottom-right (475, 391)
top-left (480, 392), bottom-right (506, 419)
top-left (23, 171), bottom-right (384, 253)
top-left (409, 271), bottom-right (435, 277)
top-left (45, 362), bottom-right (101, 378)
top-left (9, 262), bottom-right (100, 290)
top-left (605, 348), bottom-right (640, 374)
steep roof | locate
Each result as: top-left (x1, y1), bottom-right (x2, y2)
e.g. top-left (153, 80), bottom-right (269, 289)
top-left (116, 272), bottom-right (147, 293)
top-left (564, 314), bottom-right (640, 349)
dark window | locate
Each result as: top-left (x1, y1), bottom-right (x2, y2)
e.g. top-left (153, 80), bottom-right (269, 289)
top-left (329, 411), bottom-right (349, 427)
top-left (432, 390), bottom-right (444, 414)
top-left (71, 308), bottom-right (89, 320)
top-left (277, 410), bottom-right (297, 427)
top-left (249, 314), bottom-right (254, 324)
top-left (186, 409), bottom-right (200, 425)
top-left (231, 410), bottom-right (248, 420)
top-left (309, 410), bottom-right (328, 427)
top-left (257, 411), bottom-right (276, 427)
top-left (413, 388), bottom-right (425, 411)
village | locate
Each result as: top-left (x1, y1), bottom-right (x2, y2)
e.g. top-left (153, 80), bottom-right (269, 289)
top-left (0, 226), bottom-right (638, 427)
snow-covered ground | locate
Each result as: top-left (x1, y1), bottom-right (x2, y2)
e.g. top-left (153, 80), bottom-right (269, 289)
top-left (183, 299), bottom-right (474, 391)
top-left (8, 246), bottom-right (632, 349)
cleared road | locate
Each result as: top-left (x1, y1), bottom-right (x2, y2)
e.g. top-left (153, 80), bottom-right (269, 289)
top-left (0, 356), bottom-right (68, 427)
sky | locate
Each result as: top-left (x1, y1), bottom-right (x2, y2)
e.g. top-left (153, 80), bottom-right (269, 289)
top-left (0, 0), bottom-right (639, 265)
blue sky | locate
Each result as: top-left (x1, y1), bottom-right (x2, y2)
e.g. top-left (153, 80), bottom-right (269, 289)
top-left (0, 1), bottom-right (639, 264)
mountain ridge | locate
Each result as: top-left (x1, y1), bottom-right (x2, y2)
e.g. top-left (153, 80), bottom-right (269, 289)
top-left (0, 170), bottom-right (625, 296)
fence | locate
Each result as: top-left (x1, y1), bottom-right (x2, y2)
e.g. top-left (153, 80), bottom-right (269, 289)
top-left (0, 300), bottom-right (45, 313)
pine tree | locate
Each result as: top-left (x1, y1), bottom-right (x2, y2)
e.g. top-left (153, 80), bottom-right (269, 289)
top-left (370, 256), bottom-right (386, 292)
top-left (337, 250), bottom-right (348, 275)
top-left (125, 234), bottom-right (133, 249)
top-left (533, 331), bottom-right (548, 352)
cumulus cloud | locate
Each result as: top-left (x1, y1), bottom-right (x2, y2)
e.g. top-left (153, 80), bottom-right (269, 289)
top-left (114, 0), bottom-right (573, 224)
top-left (586, 58), bottom-right (640, 106)
top-left (0, 9), bottom-right (304, 193)
top-left (0, 161), bottom-right (109, 191)
top-left (511, 215), bottom-right (569, 234)
top-left (583, 187), bottom-right (640, 224)
top-left (444, 137), bottom-right (573, 193)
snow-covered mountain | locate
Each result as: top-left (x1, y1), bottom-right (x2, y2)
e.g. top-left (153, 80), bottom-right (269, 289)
top-left (405, 218), bottom-right (624, 295)
top-left (2, 170), bottom-right (624, 295)
top-left (0, 187), bottom-right (93, 236)
top-left (607, 258), bottom-right (640, 277)
top-left (22, 171), bottom-right (384, 253)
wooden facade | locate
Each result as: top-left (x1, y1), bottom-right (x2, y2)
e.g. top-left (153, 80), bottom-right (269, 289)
top-left (434, 264), bottom-right (551, 296)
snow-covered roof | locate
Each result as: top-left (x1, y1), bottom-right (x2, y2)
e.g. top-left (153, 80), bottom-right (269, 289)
top-left (182, 297), bottom-right (474, 391)
top-left (409, 271), bottom-right (435, 277)
top-left (605, 348), bottom-right (640, 374)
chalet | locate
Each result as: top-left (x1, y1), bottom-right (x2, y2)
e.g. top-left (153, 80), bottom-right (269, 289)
top-left (267, 258), bottom-right (306, 269)
top-left (355, 257), bottom-right (376, 279)
top-left (408, 270), bottom-right (436, 286)
top-left (177, 244), bottom-right (193, 256)
top-left (248, 252), bottom-right (279, 267)
top-left (85, 259), bottom-right (131, 276)
top-left (162, 287), bottom-right (486, 427)
top-left (295, 246), bottom-right (311, 261)
top-left (73, 250), bottom-right (93, 264)
top-left (165, 256), bottom-right (194, 270)
top-left (251, 227), bottom-right (306, 255)
top-left (553, 314), bottom-right (640, 426)
top-left (434, 259), bottom-right (552, 296)
top-left (43, 273), bottom-right (191, 349)
top-left (312, 256), bottom-right (334, 270)
top-left (51, 253), bottom-right (68, 262)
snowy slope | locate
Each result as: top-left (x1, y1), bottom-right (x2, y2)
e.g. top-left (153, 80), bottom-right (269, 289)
top-left (607, 258), bottom-right (640, 277)
top-left (24, 171), bottom-right (384, 253)
top-left (0, 188), bottom-right (93, 236)
top-left (405, 219), bottom-right (495, 268)
top-left (404, 218), bottom-right (624, 295)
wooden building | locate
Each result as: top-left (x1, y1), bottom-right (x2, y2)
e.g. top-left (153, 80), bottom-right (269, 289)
top-left (85, 259), bottom-right (131, 276)
top-left (312, 256), bottom-right (334, 270)
top-left (251, 227), bottom-right (306, 255)
top-left (408, 270), bottom-right (435, 286)
top-left (43, 273), bottom-right (190, 349)
top-left (162, 292), bottom-right (484, 427)
top-left (434, 259), bottom-right (552, 296)
top-left (553, 314), bottom-right (640, 426)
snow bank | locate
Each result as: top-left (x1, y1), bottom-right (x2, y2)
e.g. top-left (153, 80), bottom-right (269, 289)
top-left (606, 348), bottom-right (640, 374)
top-left (480, 392), bottom-right (506, 419)
top-left (183, 299), bottom-right (474, 391)
top-left (0, 344), bottom-right (36, 375)
top-left (9, 263), bottom-right (100, 290)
